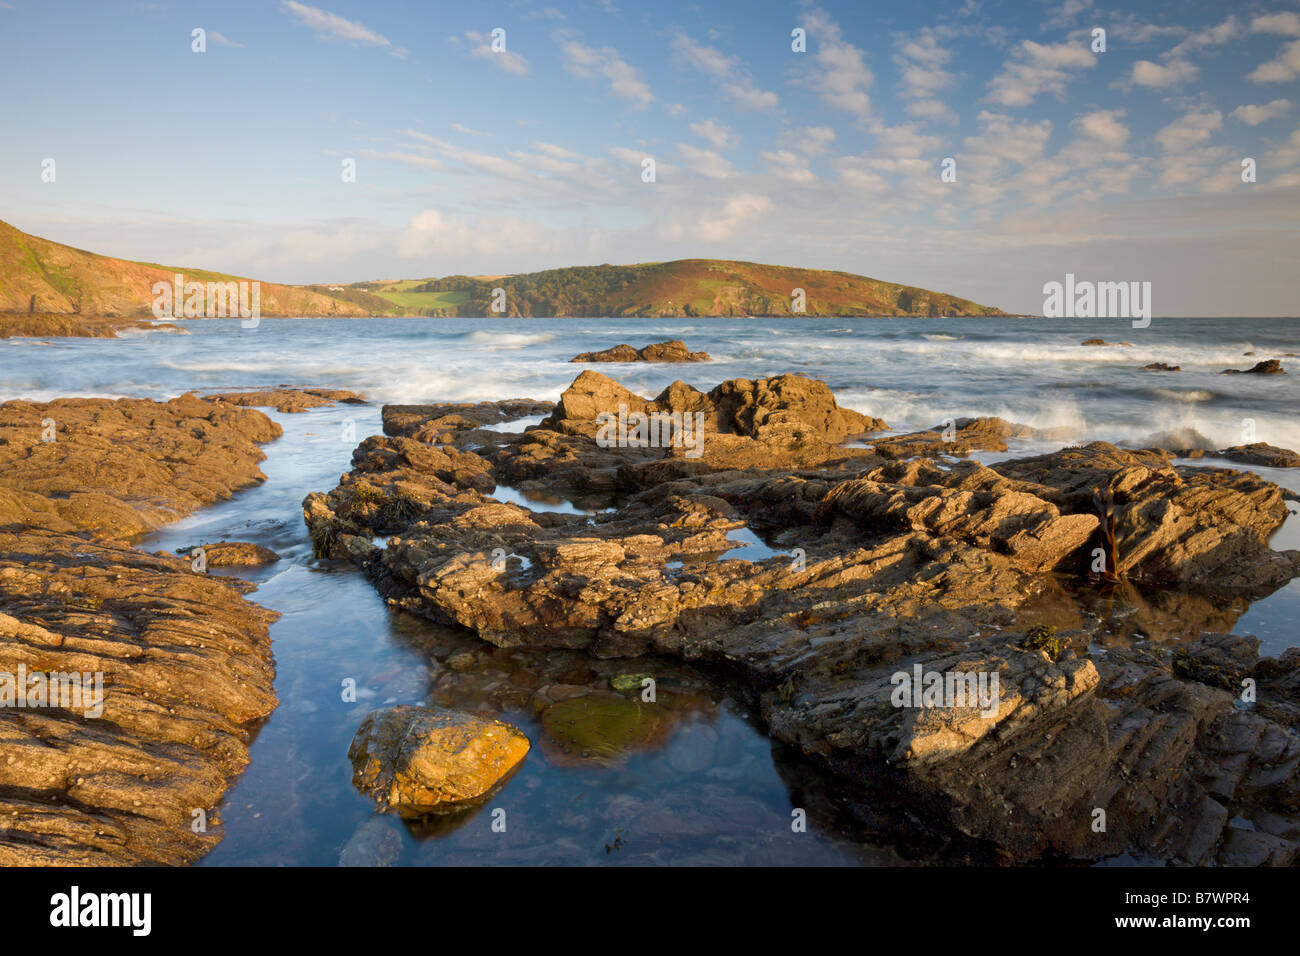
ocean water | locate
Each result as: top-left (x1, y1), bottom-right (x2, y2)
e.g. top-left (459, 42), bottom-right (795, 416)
top-left (6, 315), bottom-right (1298, 451)
top-left (4, 315), bottom-right (1298, 865)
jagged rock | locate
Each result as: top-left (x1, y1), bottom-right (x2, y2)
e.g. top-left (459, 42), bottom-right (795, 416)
top-left (347, 705), bottom-right (530, 816)
top-left (1216, 443), bottom-right (1300, 468)
top-left (304, 376), bottom-right (1300, 865)
top-left (570, 340), bottom-right (711, 363)
top-left (815, 477), bottom-right (1099, 572)
top-left (1222, 360), bottom-right (1285, 375)
top-left (706, 375), bottom-right (883, 443)
top-left (993, 443), bottom-right (1300, 588)
top-left (382, 400), bottom-right (553, 438)
top-left (870, 417), bottom-right (1069, 459)
top-left (1141, 363), bottom-right (1181, 372)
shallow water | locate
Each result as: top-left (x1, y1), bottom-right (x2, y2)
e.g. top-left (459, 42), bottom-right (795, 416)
top-left (135, 406), bottom-right (897, 865)
top-left (5, 316), bottom-right (1298, 865)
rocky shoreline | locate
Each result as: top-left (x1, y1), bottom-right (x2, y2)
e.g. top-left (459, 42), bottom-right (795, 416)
top-left (304, 370), bottom-right (1300, 865)
top-left (4, 368), bottom-right (1298, 866)
top-left (0, 313), bottom-right (186, 339)
top-left (0, 392), bottom-right (297, 864)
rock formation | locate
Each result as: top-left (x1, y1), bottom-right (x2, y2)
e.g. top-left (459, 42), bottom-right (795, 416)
top-left (348, 705), bottom-right (530, 816)
top-left (0, 393), bottom-right (289, 864)
top-left (303, 370), bottom-right (1300, 865)
top-left (570, 340), bottom-right (712, 363)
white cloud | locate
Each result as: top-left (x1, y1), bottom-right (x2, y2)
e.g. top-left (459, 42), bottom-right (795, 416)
top-left (209, 32), bottom-right (242, 48)
top-left (1230, 99), bottom-right (1292, 125)
top-left (894, 29), bottom-right (954, 96)
top-left (987, 40), bottom-right (1095, 106)
top-left (561, 39), bottom-right (653, 106)
top-left (678, 144), bottom-right (733, 179)
top-left (397, 209), bottom-right (549, 259)
top-left (781, 126), bottom-right (837, 156)
top-left (688, 120), bottom-right (737, 150)
top-left (670, 32), bottom-right (778, 110)
top-left (533, 142), bottom-right (578, 159)
top-left (1105, 14), bottom-right (1186, 44)
top-left (893, 29), bottom-right (958, 124)
top-left (761, 150), bottom-right (817, 183)
top-left (1046, 0), bottom-right (1093, 28)
top-left (466, 31), bottom-right (529, 75)
top-left (873, 123), bottom-right (943, 159)
top-left (1251, 12), bottom-right (1300, 37)
top-left (1128, 58), bottom-right (1199, 87)
top-left (1264, 125), bottom-right (1300, 168)
top-left (361, 149), bottom-right (445, 171)
top-left (1072, 108), bottom-right (1129, 147)
top-left (1155, 108), bottom-right (1222, 153)
top-left (1248, 39), bottom-right (1300, 83)
top-left (660, 193), bottom-right (772, 242)
top-left (1167, 16), bottom-right (1240, 59)
top-left (281, 2), bottom-right (392, 49)
top-left (796, 6), bottom-right (874, 119)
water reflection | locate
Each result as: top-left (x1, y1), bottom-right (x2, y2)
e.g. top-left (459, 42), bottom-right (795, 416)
top-left (129, 399), bottom-right (1299, 867)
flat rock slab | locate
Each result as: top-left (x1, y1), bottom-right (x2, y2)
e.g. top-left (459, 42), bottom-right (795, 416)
top-left (207, 387), bottom-right (367, 413)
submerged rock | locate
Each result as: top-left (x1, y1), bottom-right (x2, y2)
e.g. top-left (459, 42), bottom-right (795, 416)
top-left (539, 695), bottom-right (673, 767)
top-left (348, 705), bottom-right (530, 817)
top-left (338, 817), bottom-right (404, 867)
top-left (570, 340), bottom-right (711, 363)
top-left (1140, 362), bottom-right (1181, 372)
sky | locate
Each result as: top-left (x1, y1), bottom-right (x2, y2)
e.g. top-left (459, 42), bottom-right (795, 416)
top-left (1, 0), bottom-right (1299, 315)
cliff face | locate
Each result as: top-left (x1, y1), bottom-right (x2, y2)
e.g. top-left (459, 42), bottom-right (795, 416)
top-left (0, 219), bottom-right (368, 317)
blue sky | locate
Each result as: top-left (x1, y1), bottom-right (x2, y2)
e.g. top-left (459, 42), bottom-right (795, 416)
top-left (2, 0), bottom-right (1299, 314)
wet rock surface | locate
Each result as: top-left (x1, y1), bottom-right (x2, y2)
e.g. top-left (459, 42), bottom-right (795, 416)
top-left (570, 340), bottom-right (712, 363)
top-left (0, 313), bottom-right (182, 339)
top-left (867, 417), bottom-right (1073, 460)
top-left (0, 394), bottom-right (283, 864)
top-left (1222, 359), bottom-right (1285, 375)
top-left (207, 387), bottom-right (367, 413)
top-left (190, 540), bottom-right (282, 567)
top-left (348, 705), bottom-right (530, 816)
top-left (0, 394), bottom-right (281, 538)
top-left (304, 369), bottom-right (1300, 864)
top-left (1215, 443), bottom-right (1300, 468)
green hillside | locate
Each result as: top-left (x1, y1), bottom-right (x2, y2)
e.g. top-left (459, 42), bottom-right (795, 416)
top-left (349, 259), bottom-right (1009, 317)
top-left (0, 218), bottom-right (1010, 320)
